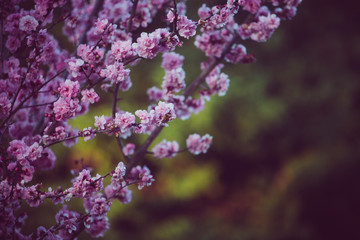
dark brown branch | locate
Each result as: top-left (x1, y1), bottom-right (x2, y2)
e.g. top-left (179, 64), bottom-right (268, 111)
top-left (126, 0), bottom-right (139, 33)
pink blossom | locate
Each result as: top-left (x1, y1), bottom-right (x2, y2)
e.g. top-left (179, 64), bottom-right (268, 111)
top-left (33, 148), bottom-right (56, 170)
top-left (114, 111), bottom-right (135, 131)
top-left (167, 10), bottom-right (175, 23)
top-left (0, 92), bottom-right (11, 117)
top-left (53, 97), bottom-right (81, 121)
top-left (19, 15), bottom-right (39, 32)
top-left (147, 87), bottom-right (163, 101)
top-left (129, 165), bottom-right (154, 190)
top-left (84, 215), bottom-right (109, 238)
top-left (5, 35), bottom-right (21, 52)
top-left (93, 18), bottom-right (109, 36)
top-left (7, 139), bottom-right (27, 161)
top-left (26, 142), bottom-right (43, 161)
top-left (55, 206), bottom-right (81, 239)
top-left (154, 101), bottom-right (176, 124)
top-left (21, 164), bottom-right (35, 183)
top-left (133, 32), bottom-right (160, 59)
top-left (81, 127), bottom-right (96, 142)
top-left (70, 169), bottom-right (103, 198)
top-left (122, 143), bottom-right (135, 156)
top-left (23, 184), bottom-right (45, 207)
top-left (206, 71), bottom-right (230, 96)
top-left (198, 4), bottom-right (211, 19)
top-left (111, 40), bottom-right (135, 61)
top-left (186, 133), bottom-right (213, 155)
top-left (100, 61), bottom-right (131, 90)
top-left (177, 15), bottom-right (197, 39)
top-left (66, 57), bottom-right (84, 78)
top-left (77, 44), bottom-right (104, 64)
top-left (105, 184), bottom-right (132, 204)
top-left (162, 67), bottom-right (186, 94)
top-left (81, 88), bottom-right (100, 104)
top-left (94, 115), bottom-right (107, 130)
top-left (225, 44), bottom-right (247, 64)
top-left (58, 79), bottom-right (80, 99)
top-left (111, 161), bottom-right (126, 188)
top-left (152, 140), bottom-right (179, 158)
top-left (239, 0), bottom-right (261, 14)
top-left (195, 30), bottom-right (232, 57)
top-left (161, 52), bottom-right (184, 71)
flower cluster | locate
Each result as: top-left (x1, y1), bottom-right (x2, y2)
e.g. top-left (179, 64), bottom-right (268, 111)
top-left (186, 134), bottom-right (213, 155)
top-left (0, 0), bottom-right (301, 238)
top-left (152, 140), bottom-right (179, 159)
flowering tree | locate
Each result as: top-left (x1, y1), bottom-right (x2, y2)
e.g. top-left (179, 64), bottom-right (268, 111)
top-left (0, 0), bottom-right (301, 238)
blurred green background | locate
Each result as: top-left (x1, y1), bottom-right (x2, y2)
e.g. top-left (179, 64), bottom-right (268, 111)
top-left (25, 0), bottom-right (360, 239)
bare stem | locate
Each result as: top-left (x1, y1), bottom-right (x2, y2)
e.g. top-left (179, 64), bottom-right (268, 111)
top-left (112, 83), bottom-right (120, 118)
top-left (126, 0), bottom-right (139, 33)
top-left (77, 0), bottom-right (105, 46)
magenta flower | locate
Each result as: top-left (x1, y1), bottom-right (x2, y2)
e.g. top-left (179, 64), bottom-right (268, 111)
top-left (186, 133), bottom-right (213, 155)
top-left (19, 15), bottom-right (38, 32)
top-left (152, 140), bottom-right (179, 159)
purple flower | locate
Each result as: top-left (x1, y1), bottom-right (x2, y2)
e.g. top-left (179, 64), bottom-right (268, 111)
top-left (152, 140), bottom-right (179, 159)
top-left (177, 15), bottom-right (197, 39)
top-left (58, 79), bottom-right (80, 99)
top-left (122, 143), bottom-right (135, 156)
top-left (162, 67), bottom-right (186, 94)
top-left (81, 88), bottom-right (100, 104)
top-left (129, 165), bottom-right (154, 190)
top-left (186, 133), bottom-right (213, 155)
top-left (100, 61), bottom-right (131, 90)
top-left (84, 215), bottom-right (109, 238)
top-left (0, 92), bottom-right (11, 117)
top-left (5, 35), bottom-right (21, 52)
top-left (55, 206), bottom-right (81, 239)
top-left (161, 52), bottom-right (184, 71)
top-left (113, 161), bottom-right (126, 179)
top-left (81, 127), bottom-right (96, 142)
top-left (111, 40), bottom-right (135, 61)
top-left (66, 57), bottom-right (84, 78)
top-left (198, 4), bottom-right (211, 19)
top-left (147, 87), bottom-right (163, 101)
top-left (19, 15), bottom-right (38, 32)
top-left (94, 115), bottom-right (107, 130)
top-left (88, 195), bottom-right (111, 216)
top-left (111, 161), bottom-right (126, 189)
top-left (206, 71), bottom-right (230, 97)
top-left (133, 32), bottom-right (160, 59)
top-left (23, 184), bottom-right (45, 207)
top-left (53, 97), bottom-right (81, 121)
top-left (70, 169), bottom-right (103, 198)
top-left (7, 139), bottom-right (27, 161)
top-left (77, 44), bottom-right (104, 64)
top-left (225, 44), bottom-right (247, 64)
top-left (114, 111), bottom-right (135, 131)
top-left (105, 184), bottom-right (132, 204)
top-left (33, 148), bottom-right (56, 170)
top-left (195, 30), bottom-right (232, 57)
top-left (26, 142), bottom-right (43, 161)
top-left (239, 0), bottom-right (261, 14)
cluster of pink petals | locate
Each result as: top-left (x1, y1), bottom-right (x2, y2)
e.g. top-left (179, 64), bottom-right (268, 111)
top-left (186, 133), bottom-right (213, 155)
top-left (129, 166), bottom-right (155, 190)
top-left (152, 140), bottom-right (179, 159)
